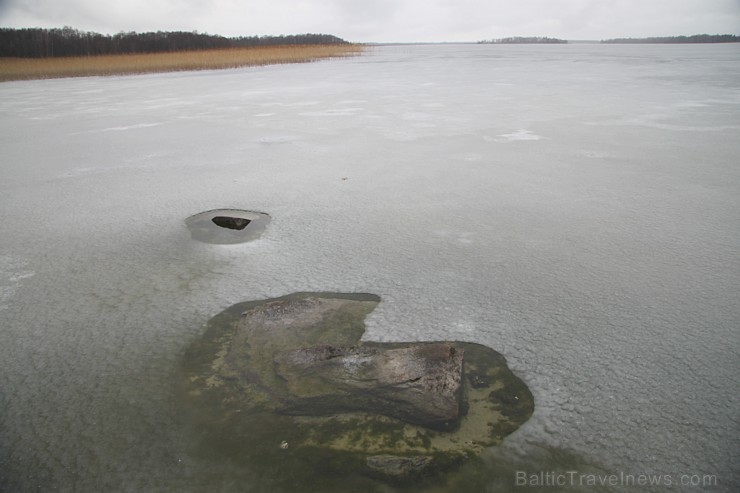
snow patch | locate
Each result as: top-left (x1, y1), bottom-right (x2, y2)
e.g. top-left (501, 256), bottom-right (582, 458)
top-left (0, 256), bottom-right (34, 311)
top-left (98, 122), bottom-right (163, 132)
top-left (493, 129), bottom-right (543, 142)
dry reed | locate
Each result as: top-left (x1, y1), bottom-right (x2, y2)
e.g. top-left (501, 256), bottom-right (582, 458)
top-left (0, 44), bottom-right (364, 82)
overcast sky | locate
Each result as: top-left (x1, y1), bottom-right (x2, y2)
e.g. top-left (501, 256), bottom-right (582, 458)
top-left (1, 0), bottom-right (739, 42)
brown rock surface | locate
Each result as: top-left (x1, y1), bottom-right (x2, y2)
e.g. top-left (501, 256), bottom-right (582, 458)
top-left (274, 343), bottom-right (464, 430)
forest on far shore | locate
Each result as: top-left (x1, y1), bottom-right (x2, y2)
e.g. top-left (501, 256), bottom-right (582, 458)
top-left (0, 27), bottom-right (350, 58)
top-left (478, 34), bottom-right (739, 45)
top-left (601, 34), bottom-right (739, 43)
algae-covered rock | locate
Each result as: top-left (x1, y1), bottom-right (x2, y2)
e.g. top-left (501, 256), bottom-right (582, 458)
top-left (180, 292), bottom-right (533, 486)
top-left (274, 342), bottom-right (464, 430)
top-left (366, 455), bottom-right (432, 480)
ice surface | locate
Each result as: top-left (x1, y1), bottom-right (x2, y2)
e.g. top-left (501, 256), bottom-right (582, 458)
top-left (1, 44), bottom-right (739, 491)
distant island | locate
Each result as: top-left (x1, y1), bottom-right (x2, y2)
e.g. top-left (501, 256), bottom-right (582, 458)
top-left (601, 34), bottom-right (739, 44)
top-left (478, 37), bottom-right (568, 44)
top-left (0, 27), bottom-right (350, 58)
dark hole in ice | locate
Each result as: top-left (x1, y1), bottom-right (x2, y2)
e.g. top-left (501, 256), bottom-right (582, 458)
top-left (185, 209), bottom-right (270, 244)
top-left (212, 216), bottom-right (251, 230)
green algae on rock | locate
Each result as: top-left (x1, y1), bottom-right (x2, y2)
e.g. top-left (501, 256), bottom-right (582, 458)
top-left (180, 293), bottom-right (533, 486)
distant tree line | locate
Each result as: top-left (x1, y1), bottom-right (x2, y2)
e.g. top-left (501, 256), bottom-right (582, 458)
top-left (478, 37), bottom-right (568, 44)
top-left (601, 34), bottom-right (739, 44)
top-left (0, 27), bottom-right (349, 58)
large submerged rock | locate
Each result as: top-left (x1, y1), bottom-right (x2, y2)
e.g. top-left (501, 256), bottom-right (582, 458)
top-left (275, 343), bottom-right (464, 430)
top-left (181, 293), bottom-right (533, 487)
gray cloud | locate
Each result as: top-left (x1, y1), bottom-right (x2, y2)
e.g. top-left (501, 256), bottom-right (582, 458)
top-left (1, 0), bottom-right (738, 42)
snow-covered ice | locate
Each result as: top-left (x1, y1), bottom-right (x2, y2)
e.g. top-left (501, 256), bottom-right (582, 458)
top-left (1, 43), bottom-right (739, 492)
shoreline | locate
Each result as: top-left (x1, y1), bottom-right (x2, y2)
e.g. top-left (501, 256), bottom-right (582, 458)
top-left (0, 44), bottom-right (364, 82)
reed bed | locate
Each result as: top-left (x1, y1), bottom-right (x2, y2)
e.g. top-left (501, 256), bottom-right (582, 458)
top-left (0, 44), bottom-right (364, 82)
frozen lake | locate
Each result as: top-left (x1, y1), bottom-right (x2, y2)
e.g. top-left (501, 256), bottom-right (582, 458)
top-left (1, 43), bottom-right (739, 492)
